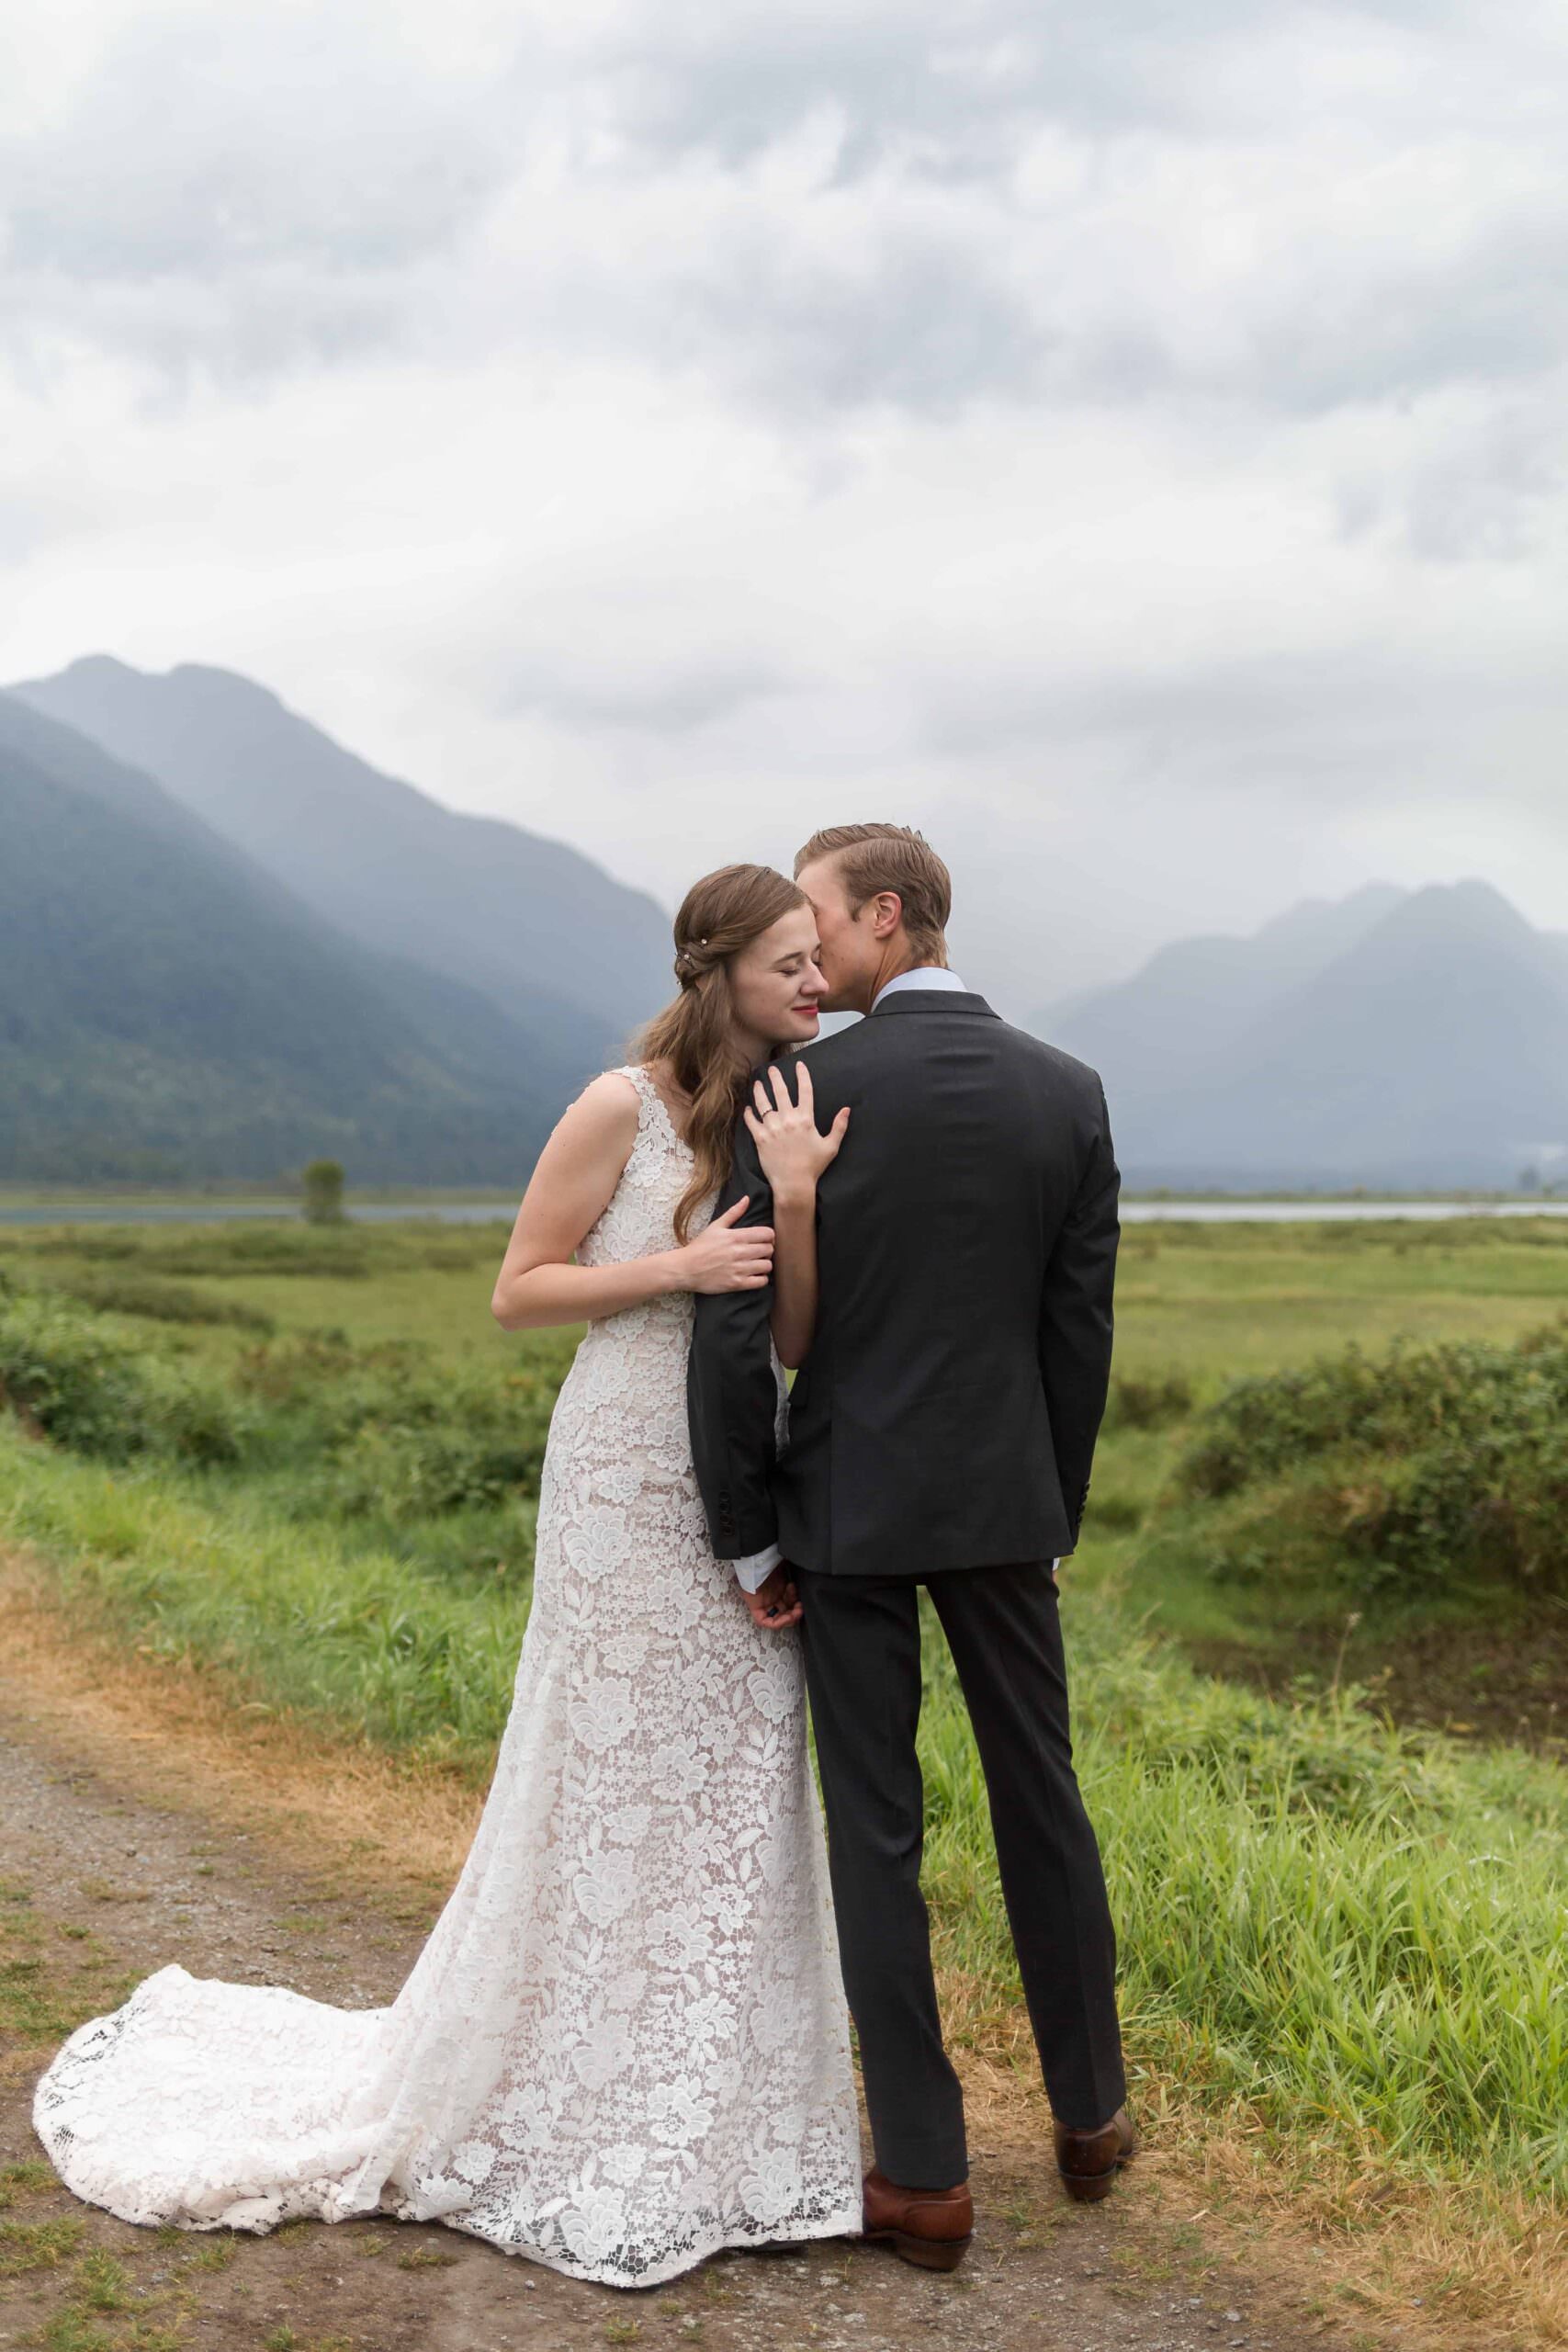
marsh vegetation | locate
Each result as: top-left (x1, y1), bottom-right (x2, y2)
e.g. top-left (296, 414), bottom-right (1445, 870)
top-left (1, 1213), bottom-right (1564, 2318)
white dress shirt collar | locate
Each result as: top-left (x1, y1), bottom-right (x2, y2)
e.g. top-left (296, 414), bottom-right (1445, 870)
top-left (871, 966), bottom-right (969, 1011)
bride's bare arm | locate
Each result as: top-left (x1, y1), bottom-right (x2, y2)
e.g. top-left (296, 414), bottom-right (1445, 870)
top-left (744, 1062), bottom-right (850, 1371)
top-left (491, 1075), bottom-right (773, 1330)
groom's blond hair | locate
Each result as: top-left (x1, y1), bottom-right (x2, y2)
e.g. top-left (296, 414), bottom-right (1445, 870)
top-left (795, 824), bottom-right (952, 966)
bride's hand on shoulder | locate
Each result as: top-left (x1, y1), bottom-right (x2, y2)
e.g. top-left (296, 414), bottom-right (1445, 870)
top-left (743, 1063), bottom-right (850, 1204)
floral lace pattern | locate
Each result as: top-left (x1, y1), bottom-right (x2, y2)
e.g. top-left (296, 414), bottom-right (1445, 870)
top-left (32, 1065), bottom-right (862, 2287)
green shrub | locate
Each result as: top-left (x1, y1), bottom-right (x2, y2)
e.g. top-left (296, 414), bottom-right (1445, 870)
top-left (231, 1329), bottom-right (403, 1409)
top-left (28, 1226), bottom-right (375, 1279)
top-left (231, 1334), bottom-right (561, 1512)
top-left (0, 1291), bottom-right (249, 1466)
top-left (1085, 1493), bottom-right (1144, 1533)
top-left (17, 1220), bottom-right (511, 1288)
top-left (0, 1291), bottom-right (155, 1457)
top-left (1179, 1325), bottom-right (1568, 1499)
top-left (1104, 1371), bottom-right (1192, 1430)
top-left (307, 1367), bottom-right (558, 1518)
top-left (0, 1300), bottom-right (565, 1520)
top-left (40, 1272), bottom-right (275, 1333)
top-left (317, 1419), bottom-right (546, 1520)
top-left (1171, 1324), bottom-right (1568, 1600)
top-left (23, 1233), bottom-right (145, 1265)
top-left (135, 1354), bottom-right (252, 1466)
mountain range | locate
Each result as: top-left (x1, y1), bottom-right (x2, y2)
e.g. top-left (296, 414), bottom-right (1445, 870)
top-left (1033, 881), bottom-right (1568, 1189)
top-left (6, 650), bottom-right (1566, 1191)
top-left (15, 656), bottom-right (671, 1039)
top-left (0, 668), bottom-right (668, 1183)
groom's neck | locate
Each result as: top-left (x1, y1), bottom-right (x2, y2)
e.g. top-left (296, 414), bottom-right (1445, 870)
top-left (854, 945), bottom-right (948, 1013)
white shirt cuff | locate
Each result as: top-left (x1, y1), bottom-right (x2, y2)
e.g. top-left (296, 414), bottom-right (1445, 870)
top-left (732, 1543), bottom-right (783, 1594)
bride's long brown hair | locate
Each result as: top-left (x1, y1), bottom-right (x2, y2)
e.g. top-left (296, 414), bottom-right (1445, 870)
top-left (632, 862), bottom-right (808, 1244)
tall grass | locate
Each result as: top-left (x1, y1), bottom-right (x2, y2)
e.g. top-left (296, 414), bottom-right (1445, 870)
top-left (0, 1425), bottom-right (526, 1760)
top-left (920, 1597), bottom-right (1567, 2193)
top-left (1, 1220), bottom-right (1565, 2222)
top-left (3, 1415), bottom-right (1562, 2203)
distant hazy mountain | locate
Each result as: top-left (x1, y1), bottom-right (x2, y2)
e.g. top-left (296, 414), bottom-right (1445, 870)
top-left (0, 691), bottom-right (615, 1183)
top-left (1034, 882), bottom-right (1568, 1189)
top-left (13, 655), bottom-right (673, 1044)
top-left (1034, 884), bottom-right (1408, 1106)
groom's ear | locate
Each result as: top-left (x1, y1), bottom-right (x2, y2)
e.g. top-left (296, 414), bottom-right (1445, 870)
top-left (868, 888), bottom-right (904, 940)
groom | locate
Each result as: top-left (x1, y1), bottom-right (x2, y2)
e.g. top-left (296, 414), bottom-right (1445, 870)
top-left (688, 822), bottom-right (1132, 2267)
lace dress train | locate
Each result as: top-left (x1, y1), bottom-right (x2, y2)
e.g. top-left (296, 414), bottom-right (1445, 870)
top-left (33, 1065), bottom-right (863, 2286)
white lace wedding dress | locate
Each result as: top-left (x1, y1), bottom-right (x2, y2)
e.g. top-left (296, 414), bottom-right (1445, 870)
top-left (33, 1065), bottom-right (863, 2286)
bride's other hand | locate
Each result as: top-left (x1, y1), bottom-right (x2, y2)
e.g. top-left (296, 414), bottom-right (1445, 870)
top-left (675, 1197), bottom-right (775, 1294)
top-left (743, 1063), bottom-right (850, 1204)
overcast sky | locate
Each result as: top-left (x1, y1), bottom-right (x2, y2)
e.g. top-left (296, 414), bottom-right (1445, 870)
top-left (3, 0), bottom-right (1565, 1007)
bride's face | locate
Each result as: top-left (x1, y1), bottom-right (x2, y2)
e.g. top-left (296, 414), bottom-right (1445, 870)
top-left (728, 905), bottom-right (828, 1048)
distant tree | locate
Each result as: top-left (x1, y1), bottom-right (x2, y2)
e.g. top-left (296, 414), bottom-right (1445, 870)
top-left (301, 1159), bottom-right (346, 1224)
top-left (1517, 1166), bottom-right (1542, 1193)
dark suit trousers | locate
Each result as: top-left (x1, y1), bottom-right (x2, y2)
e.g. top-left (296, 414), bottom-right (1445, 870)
top-left (797, 1562), bottom-right (1126, 2188)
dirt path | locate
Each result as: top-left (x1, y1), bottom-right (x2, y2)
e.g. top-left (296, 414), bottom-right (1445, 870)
top-left (0, 1665), bottom-right (1363, 2352)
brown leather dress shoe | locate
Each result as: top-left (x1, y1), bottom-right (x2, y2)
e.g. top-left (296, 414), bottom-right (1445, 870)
top-left (1053, 2107), bottom-right (1136, 2202)
top-left (861, 2166), bottom-right (974, 2271)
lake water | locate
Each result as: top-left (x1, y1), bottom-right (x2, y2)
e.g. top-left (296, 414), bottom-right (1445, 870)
top-left (2, 1199), bottom-right (1568, 1227)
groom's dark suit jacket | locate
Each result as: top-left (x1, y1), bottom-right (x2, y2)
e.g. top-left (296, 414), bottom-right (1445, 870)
top-left (688, 989), bottom-right (1119, 1578)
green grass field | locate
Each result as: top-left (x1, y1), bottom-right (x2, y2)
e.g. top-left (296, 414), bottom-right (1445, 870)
top-left (1, 1215), bottom-right (1564, 2241)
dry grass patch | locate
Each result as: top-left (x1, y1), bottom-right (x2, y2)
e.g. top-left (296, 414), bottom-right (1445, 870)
top-left (0, 1554), bottom-right (481, 1904)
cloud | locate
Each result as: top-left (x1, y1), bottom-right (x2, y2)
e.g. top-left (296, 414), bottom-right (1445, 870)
top-left (1, 0), bottom-right (1566, 1008)
top-left (3, 5), bottom-right (523, 273)
top-left (495, 652), bottom-right (792, 734)
top-left (0, 8), bottom-right (519, 383)
top-left (6, 1), bottom-right (1567, 424)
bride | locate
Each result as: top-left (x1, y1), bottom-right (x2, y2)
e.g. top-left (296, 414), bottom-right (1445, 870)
top-left (33, 863), bottom-right (863, 2288)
